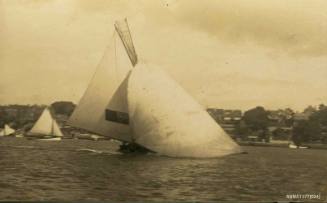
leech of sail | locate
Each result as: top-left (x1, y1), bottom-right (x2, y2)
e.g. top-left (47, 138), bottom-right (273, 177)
top-left (114, 18), bottom-right (138, 67)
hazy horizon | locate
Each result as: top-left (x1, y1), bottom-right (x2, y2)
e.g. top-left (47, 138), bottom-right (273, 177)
top-left (1, 0), bottom-right (327, 111)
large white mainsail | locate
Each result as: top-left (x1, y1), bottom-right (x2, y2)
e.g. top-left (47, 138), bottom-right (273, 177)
top-left (29, 108), bottom-right (63, 137)
top-left (69, 18), bottom-right (242, 157)
top-left (0, 124), bottom-right (15, 136)
top-left (68, 19), bottom-right (135, 142)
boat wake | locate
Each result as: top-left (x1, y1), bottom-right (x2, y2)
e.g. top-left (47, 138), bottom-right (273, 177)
top-left (76, 148), bottom-right (121, 155)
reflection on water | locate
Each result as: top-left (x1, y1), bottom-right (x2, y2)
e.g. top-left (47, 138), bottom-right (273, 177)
top-left (0, 137), bottom-right (326, 201)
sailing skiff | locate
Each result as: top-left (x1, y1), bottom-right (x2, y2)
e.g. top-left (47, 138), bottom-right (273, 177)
top-left (68, 19), bottom-right (242, 158)
top-left (26, 107), bottom-right (63, 141)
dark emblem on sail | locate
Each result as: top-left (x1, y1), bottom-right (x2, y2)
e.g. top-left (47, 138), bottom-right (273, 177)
top-left (105, 109), bottom-right (129, 125)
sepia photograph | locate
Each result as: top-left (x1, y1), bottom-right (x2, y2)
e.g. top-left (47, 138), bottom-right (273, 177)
top-left (0, 0), bottom-right (326, 202)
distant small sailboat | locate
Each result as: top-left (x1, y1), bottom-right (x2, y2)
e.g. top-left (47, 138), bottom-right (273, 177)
top-left (68, 18), bottom-right (242, 158)
top-left (15, 134), bottom-right (24, 138)
top-left (0, 124), bottom-right (15, 136)
top-left (288, 143), bottom-right (298, 149)
top-left (288, 142), bottom-right (308, 149)
top-left (26, 107), bottom-right (63, 141)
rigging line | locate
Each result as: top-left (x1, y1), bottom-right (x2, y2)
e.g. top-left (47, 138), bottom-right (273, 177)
top-left (48, 107), bottom-right (54, 135)
top-left (113, 30), bottom-right (119, 85)
top-left (51, 115), bottom-right (54, 136)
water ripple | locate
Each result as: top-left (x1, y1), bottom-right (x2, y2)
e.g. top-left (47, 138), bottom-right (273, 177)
top-left (0, 139), bottom-right (326, 202)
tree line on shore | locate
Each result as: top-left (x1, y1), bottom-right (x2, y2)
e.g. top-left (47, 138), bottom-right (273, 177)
top-left (1, 101), bottom-right (327, 145)
top-left (0, 101), bottom-right (75, 130)
top-left (235, 104), bottom-right (327, 145)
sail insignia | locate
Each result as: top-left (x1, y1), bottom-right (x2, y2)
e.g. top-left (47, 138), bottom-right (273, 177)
top-left (105, 109), bottom-right (129, 125)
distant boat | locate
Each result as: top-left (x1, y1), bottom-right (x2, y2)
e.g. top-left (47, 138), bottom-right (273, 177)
top-left (288, 142), bottom-right (308, 149)
top-left (39, 137), bottom-right (61, 141)
top-left (13, 129), bottom-right (24, 138)
top-left (288, 143), bottom-right (298, 149)
top-left (15, 134), bottom-right (24, 138)
top-left (26, 107), bottom-right (63, 141)
top-left (68, 18), bottom-right (242, 158)
top-left (0, 124), bottom-right (15, 136)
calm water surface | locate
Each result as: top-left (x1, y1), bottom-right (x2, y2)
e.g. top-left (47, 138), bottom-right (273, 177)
top-left (0, 137), bottom-right (326, 202)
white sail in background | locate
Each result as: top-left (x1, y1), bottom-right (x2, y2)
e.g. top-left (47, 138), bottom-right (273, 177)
top-left (128, 64), bottom-right (242, 157)
top-left (5, 124), bottom-right (15, 135)
top-left (0, 124), bottom-right (15, 136)
top-left (68, 24), bottom-right (134, 142)
top-left (29, 108), bottom-right (63, 137)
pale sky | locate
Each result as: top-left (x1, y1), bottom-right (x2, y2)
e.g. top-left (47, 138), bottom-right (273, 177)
top-left (1, 0), bottom-right (327, 111)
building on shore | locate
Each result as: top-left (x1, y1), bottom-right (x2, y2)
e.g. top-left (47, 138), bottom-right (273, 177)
top-left (266, 109), bottom-right (294, 142)
top-left (207, 108), bottom-right (242, 139)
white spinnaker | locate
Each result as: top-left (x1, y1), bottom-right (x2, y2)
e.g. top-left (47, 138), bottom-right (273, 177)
top-left (68, 32), bottom-right (133, 142)
top-left (30, 108), bottom-right (63, 137)
top-left (128, 64), bottom-right (242, 158)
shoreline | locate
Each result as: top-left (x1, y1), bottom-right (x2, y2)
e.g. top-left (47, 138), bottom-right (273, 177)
top-left (238, 141), bottom-right (327, 150)
top-left (2, 135), bottom-right (327, 150)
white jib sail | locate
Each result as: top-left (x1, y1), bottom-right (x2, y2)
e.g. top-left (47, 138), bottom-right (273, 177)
top-left (68, 29), bottom-right (134, 142)
top-left (0, 124), bottom-right (15, 136)
top-left (4, 124), bottom-right (15, 135)
top-left (128, 64), bottom-right (242, 158)
top-left (30, 108), bottom-right (63, 137)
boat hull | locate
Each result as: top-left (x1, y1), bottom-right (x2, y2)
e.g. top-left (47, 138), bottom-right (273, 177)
top-left (289, 143), bottom-right (309, 149)
top-left (39, 137), bottom-right (61, 141)
top-left (15, 134), bottom-right (24, 138)
top-left (24, 133), bottom-right (61, 141)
